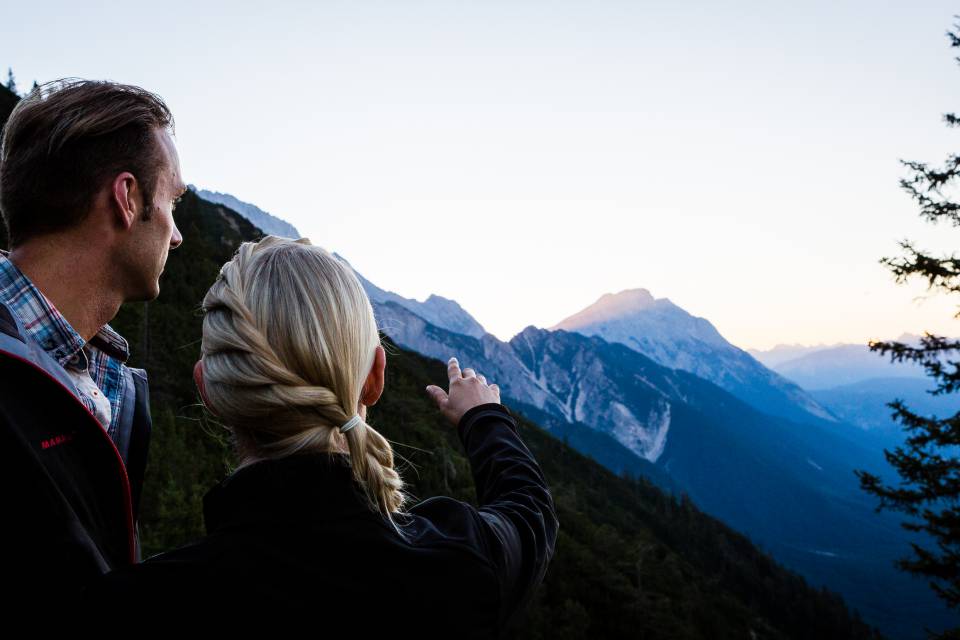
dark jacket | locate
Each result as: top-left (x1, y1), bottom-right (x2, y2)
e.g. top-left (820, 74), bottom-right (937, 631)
top-left (0, 302), bottom-right (152, 615)
top-left (81, 402), bottom-right (559, 637)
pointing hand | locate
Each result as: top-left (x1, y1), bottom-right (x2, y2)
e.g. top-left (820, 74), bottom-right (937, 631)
top-left (425, 357), bottom-right (501, 426)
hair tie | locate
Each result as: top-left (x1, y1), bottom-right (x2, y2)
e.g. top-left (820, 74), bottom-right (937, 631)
top-left (340, 414), bottom-right (362, 433)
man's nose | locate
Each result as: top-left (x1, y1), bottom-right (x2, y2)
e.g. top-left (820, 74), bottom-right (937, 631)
top-left (170, 222), bottom-right (183, 249)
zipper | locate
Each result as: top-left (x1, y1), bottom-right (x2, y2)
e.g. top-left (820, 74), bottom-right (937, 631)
top-left (0, 348), bottom-right (137, 564)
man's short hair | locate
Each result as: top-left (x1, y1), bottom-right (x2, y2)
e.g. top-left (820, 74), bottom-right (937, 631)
top-left (0, 78), bottom-right (174, 248)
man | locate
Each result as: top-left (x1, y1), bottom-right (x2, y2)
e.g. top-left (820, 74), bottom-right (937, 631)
top-left (0, 79), bottom-right (184, 614)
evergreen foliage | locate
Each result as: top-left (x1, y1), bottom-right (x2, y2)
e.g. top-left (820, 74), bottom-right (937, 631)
top-left (854, 18), bottom-right (960, 639)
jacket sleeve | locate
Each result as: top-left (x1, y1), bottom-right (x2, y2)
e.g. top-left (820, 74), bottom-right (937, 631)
top-left (411, 402), bottom-right (559, 631)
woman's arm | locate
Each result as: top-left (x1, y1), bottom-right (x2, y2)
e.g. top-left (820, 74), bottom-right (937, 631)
top-left (456, 401), bottom-right (559, 631)
top-left (422, 357), bottom-right (559, 631)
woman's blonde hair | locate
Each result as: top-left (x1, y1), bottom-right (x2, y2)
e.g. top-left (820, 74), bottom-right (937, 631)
top-left (198, 235), bottom-right (410, 534)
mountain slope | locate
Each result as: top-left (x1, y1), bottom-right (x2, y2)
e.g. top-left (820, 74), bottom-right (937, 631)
top-left (551, 289), bottom-right (835, 425)
top-left (353, 265), bottom-right (487, 339)
top-left (761, 343), bottom-right (926, 390)
top-left (812, 377), bottom-right (960, 432)
top-left (809, 377), bottom-right (960, 460)
top-left (189, 185), bottom-right (301, 239)
top-left (748, 343), bottom-right (837, 368)
top-left (375, 337), bottom-right (882, 639)
top-left (365, 297), bottom-right (955, 637)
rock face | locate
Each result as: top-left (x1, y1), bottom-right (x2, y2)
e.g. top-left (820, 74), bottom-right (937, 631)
top-left (551, 288), bottom-right (835, 424)
top-left (508, 325), bottom-right (675, 462)
top-left (352, 267), bottom-right (487, 340)
top-left (366, 293), bottom-right (676, 460)
top-left (368, 301), bottom-right (570, 424)
top-left (189, 186), bottom-right (301, 239)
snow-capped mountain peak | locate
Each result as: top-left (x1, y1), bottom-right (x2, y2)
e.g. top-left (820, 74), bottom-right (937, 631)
top-left (548, 287), bottom-right (835, 424)
top-left (555, 288), bottom-right (658, 324)
top-left (550, 288), bottom-right (728, 350)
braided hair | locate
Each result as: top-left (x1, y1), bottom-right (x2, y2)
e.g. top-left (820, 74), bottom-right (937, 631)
top-left (198, 235), bottom-right (410, 535)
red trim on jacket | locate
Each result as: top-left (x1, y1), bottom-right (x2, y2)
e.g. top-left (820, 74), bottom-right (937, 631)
top-left (0, 348), bottom-right (136, 564)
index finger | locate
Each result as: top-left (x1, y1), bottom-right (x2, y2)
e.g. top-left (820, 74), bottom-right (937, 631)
top-left (447, 357), bottom-right (462, 384)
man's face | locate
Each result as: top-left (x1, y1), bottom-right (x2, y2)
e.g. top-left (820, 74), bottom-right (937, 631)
top-left (124, 127), bottom-right (185, 302)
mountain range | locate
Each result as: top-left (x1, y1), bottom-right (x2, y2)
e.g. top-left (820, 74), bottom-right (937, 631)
top-left (106, 180), bottom-right (882, 639)
top-left (749, 338), bottom-right (960, 450)
top-left (361, 287), bottom-right (953, 638)
top-left (750, 338), bottom-right (927, 390)
top-left (178, 177), bottom-right (956, 638)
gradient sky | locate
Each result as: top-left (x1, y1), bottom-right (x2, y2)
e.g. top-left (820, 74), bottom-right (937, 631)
top-left (5, 1), bottom-right (960, 350)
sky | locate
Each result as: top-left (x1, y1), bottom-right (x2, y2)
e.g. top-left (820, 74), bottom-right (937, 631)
top-left (5, 1), bottom-right (960, 350)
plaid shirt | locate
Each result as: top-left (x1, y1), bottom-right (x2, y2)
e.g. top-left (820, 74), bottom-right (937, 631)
top-left (0, 250), bottom-right (130, 442)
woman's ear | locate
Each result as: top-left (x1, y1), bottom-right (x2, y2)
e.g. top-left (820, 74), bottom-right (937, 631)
top-left (193, 359), bottom-right (217, 415)
top-left (360, 345), bottom-right (386, 407)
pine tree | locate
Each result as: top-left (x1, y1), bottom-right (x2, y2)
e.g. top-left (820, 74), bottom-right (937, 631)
top-left (4, 68), bottom-right (16, 95)
top-left (854, 18), bottom-right (960, 636)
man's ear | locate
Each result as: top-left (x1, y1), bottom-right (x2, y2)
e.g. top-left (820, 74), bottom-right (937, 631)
top-left (111, 171), bottom-right (140, 230)
top-left (193, 359), bottom-right (218, 415)
top-left (360, 345), bottom-right (386, 407)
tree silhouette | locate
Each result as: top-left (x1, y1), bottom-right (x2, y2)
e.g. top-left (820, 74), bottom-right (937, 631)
top-left (855, 18), bottom-right (960, 637)
top-left (4, 68), bottom-right (16, 95)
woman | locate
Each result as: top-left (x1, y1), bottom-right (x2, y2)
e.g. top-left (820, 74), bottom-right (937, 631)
top-left (81, 235), bottom-right (558, 637)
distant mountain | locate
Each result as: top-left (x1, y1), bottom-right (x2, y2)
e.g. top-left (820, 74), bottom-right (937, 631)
top-left (550, 288), bottom-right (835, 425)
top-left (188, 185), bottom-right (300, 239)
top-left (751, 336), bottom-right (930, 391)
top-left (748, 343), bottom-right (844, 368)
top-left (812, 377), bottom-right (960, 436)
top-left (351, 264), bottom-right (487, 340)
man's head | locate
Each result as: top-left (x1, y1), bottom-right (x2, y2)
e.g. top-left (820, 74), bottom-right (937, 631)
top-left (0, 78), bottom-right (184, 301)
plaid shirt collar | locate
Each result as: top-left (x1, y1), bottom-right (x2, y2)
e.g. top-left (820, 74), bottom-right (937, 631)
top-left (0, 250), bottom-right (129, 367)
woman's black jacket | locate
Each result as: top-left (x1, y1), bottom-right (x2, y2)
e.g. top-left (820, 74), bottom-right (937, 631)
top-left (80, 402), bottom-right (559, 637)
